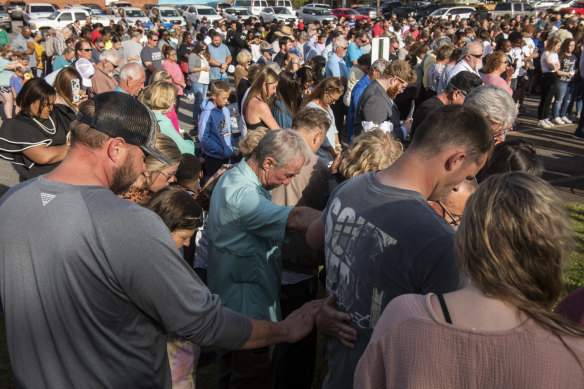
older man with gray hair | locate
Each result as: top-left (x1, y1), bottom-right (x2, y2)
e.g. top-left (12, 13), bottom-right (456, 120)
top-left (88, 51), bottom-right (120, 97)
top-left (463, 84), bottom-right (517, 144)
top-left (440, 40), bottom-right (484, 93)
top-left (208, 129), bottom-right (322, 389)
top-left (115, 62), bottom-right (146, 96)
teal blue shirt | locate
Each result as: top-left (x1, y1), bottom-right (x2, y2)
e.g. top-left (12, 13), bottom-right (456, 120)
top-left (153, 111), bottom-right (195, 155)
top-left (0, 57), bottom-right (14, 86)
top-left (207, 159), bottom-right (292, 322)
top-left (52, 55), bottom-right (72, 72)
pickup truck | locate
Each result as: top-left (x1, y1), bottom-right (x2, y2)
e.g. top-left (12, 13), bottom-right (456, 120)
top-left (28, 8), bottom-right (121, 33)
top-left (117, 7), bottom-right (153, 30)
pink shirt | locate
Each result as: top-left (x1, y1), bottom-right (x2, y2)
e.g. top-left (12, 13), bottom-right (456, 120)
top-left (162, 60), bottom-right (184, 96)
top-left (481, 73), bottom-right (513, 96)
top-left (166, 106), bottom-right (180, 133)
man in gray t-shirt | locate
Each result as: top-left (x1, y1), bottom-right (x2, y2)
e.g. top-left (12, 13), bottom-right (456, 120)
top-left (121, 31), bottom-right (145, 66)
top-left (141, 30), bottom-right (163, 78)
top-left (12, 26), bottom-right (37, 68)
top-left (0, 92), bottom-right (317, 389)
top-left (307, 105), bottom-right (494, 389)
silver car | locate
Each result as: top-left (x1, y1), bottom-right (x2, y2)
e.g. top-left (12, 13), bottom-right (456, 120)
top-left (223, 6), bottom-right (252, 22)
top-left (259, 7), bottom-right (297, 23)
top-left (298, 6), bottom-right (336, 24)
top-left (0, 5), bottom-right (12, 32)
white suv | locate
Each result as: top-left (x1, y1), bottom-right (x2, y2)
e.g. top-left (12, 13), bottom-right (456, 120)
top-left (183, 5), bottom-right (223, 25)
top-left (233, 0), bottom-right (269, 16)
top-left (23, 3), bottom-right (56, 26)
top-left (149, 6), bottom-right (186, 27)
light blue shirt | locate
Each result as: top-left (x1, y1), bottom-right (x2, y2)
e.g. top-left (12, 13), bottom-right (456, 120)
top-left (345, 41), bottom-right (363, 69)
top-left (207, 159), bottom-right (292, 321)
top-left (326, 52), bottom-right (349, 79)
top-left (207, 43), bottom-right (230, 81)
top-left (153, 111), bottom-right (195, 155)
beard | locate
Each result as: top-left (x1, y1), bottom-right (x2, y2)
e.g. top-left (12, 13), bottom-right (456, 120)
top-left (387, 83), bottom-right (401, 100)
top-left (110, 153), bottom-right (140, 195)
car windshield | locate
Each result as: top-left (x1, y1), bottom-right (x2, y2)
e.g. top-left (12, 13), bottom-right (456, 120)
top-left (234, 8), bottom-right (249, 14)
top-left (48, 11), bottom-right (59, 19)
top-left (0, 5), bottom-right (6, 11)
top-left (199, 8), bottom-right (218, 15)
top-left (160, 9), bottom-right (179, 16)
top-left (31, 6), bottom-right (55, 13)
top-left (573, 2), bottom-right (584, 7)
top-left (431, 8), bottom-right (447, 15)
top-left (126, 10), bottom-right (144, 17)
top-left (10, 2), bottom-right (26, 6)
top-left (274, 7), bottom-right (291, 13)
top-left (344, 9), bottom-right (358, 14)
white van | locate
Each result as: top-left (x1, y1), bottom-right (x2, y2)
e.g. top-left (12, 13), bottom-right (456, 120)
top-left (233, 0), bottom-right (269, 16)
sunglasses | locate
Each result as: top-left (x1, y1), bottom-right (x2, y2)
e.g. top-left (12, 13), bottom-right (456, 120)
top-left (469, 53), bottom-right (483, 59)
top-left (80, 48), bottom-right (92, 52)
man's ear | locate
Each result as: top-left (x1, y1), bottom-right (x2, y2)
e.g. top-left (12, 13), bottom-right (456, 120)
top-left (263, 156), bottom-right (276, 170)
top-left (445, 151), bottom-right (466, 172)
top-left (107, 138), bottom-right (128, 164)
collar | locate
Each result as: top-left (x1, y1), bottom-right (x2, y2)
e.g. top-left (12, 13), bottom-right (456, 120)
top-left (238, 159), bottom-right (271, 197)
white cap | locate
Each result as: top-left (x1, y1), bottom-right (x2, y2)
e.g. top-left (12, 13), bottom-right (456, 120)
top-left (75, 58), bottom-right (94, 88)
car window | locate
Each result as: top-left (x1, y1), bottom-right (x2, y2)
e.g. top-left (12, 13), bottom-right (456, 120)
top-left (431, 8), bottom-right (447, 15)
top-left (48, 11), bottom-right (59, 19)
top-left (59, 12), bottom-right (72, 21)
top-left (496, 3), bottom-right (511, 10)
top-left (31, 5), bottom-right (55, 13)
top-left (264, 7), bottom-right (273, 12)
top-left (199, 8), bottom-right (217, 15)
top-left (160, 9), bottom-right (179, 17)
top-left (525, 4), bottom-right (534, 10)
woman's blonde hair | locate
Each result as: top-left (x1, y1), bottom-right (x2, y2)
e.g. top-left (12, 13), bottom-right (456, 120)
top-left (304, 77), bottom-right (344, 105)
top-left (148, 69), bottom-right (173, 85)
top-left (236, 49), bottom-right (252, 66)
top-left (0, 44), bottom-right (12, 58)
top-left (545, 36), bottom-right (562, 52)
top-left (456, 172), bottom-right (584, 341)
top-left (242, 67), bottom-right (279, 116)
top-left (139, 81), bottom-right (178, 110)
top-left (338, 129), bottom-right (403, 180)
top-left (482, 51), bottom-right (507, 74)
top-left (144, 133), bottom-right (182, 173)
top-left (239, 126), bottom-right (270, 158)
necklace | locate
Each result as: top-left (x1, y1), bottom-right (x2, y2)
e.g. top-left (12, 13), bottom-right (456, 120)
top-left (32, 116), bottom-right (56, 135)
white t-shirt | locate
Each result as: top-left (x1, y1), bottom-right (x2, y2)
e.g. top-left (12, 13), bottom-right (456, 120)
top-left (198, 56), bottom-right (210, 84)
top-left (541, 51), bottom-right (559, 73)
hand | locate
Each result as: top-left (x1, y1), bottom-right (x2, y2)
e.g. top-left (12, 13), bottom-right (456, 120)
top-left (280, 299), bottom-right (321, 343)
top-left (316, 294), bottom-right (358, 348)
top-left (330, 151), bottom-right (341, 173)
top-left (403, 118), bottom-right (413, 135)
top-left (204, 66), bottom-right (210, 71)
top-left (505, 66), bottom-right (514, 78)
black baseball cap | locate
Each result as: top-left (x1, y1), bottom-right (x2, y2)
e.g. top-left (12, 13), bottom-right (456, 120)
top-left (77, 92), bottom-right (173, 165)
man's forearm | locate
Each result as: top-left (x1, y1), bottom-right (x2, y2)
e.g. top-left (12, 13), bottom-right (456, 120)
top-left (240, 319), bottom-right (289, 349)
top-left (286, 206), bottom-right (322, 235)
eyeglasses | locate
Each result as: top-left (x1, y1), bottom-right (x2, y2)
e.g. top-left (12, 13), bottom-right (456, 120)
top-left (151, 38), bottom-right (159, 42)
top-left (437, 201), bottom-right (461, 227)
top-left (158, 170), bottom-right (177, 181)
top-left (395, 76), bottom-right (408, 90)
top-left (107, 60), bottom-right (119, 69)
top-left (469, 53), bottom-right (483, 59)
top-left (341, 46), bottom-right (348, 50)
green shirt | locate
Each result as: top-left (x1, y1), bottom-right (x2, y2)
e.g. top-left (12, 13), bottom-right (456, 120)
top-left (207, 159), bottom-right (292, 322)
top-left (153, 111), bottom-right (195, 155)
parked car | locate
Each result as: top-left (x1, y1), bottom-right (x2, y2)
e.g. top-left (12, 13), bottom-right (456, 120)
top-left (393, 6), bottom-right (417, 18)
top-left (182, 5), bottom-right (222, 25)
top-left (232, 0), bottom-right (269, 16)
top-left (105, 2), bottom-right (131, 15)
top-left (273, 0), bottom-right (294, 15)
top-left (377, 1), bottom-right (403, 13)
top-left (298, 6), bottom-right (336, 23)
top-left (260, 7), bottom-right (296, 23)
top-left (531, 0), bottom-right (557, 10)
top-left (332, 8), bottom-right (371, 22)
top-left (302, 3), bottom-right (331, 9)
top-left (80, 3), bottom-right (105, 15)
top-left (355, 6), bottom-right (378, 19)
top-left (561, 1), bottom-right (584, 14)
top-left (0, 5), bottom-right (11, 32)
top-left (208, 2), bottom-right (232, 14)
top-left (429, 6), bottom-right (476, 19)
top-left (491, 2), bottom-right (536, 17)
top-left (28, 8), bottom-right (120, 34)
top-left (118, 7), bottom-right (152, 30)
top-left (6, 1), bottom-right (25, 20)
top-left (224, 6), bottom-right (252, 22)
top-left (149, 6), bottom-right (185, 28)
top-left (23, 3), bottom-right (56, 26)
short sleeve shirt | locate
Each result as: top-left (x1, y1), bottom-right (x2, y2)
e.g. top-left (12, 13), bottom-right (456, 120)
top-left (344, 41), bottom-right (363, 69)
top-left (326, 52), bottom-right (349, 79)
top-left (12, 33), bottom-right (37, 68)
top-left (207, 159), bottom-right (292, 322)
top-left (140, 45), bottom-right (163, 74)
top-left (207, 43), bottom-right (230, 80)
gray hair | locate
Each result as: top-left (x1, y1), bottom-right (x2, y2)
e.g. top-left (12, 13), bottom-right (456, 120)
top-left (62, 47), bottom-right (75, 56)
top-left (464, 84), bottom-right (517, 130)
top-left (332, 36), bottom-right (348, 51)
top-left (119, 62), bottom-right (145, 82)
top-left (266, 61), bottom-right (282, 75)
top-left (252, 129), bottom-right (312, 168)
top-left (299, 31), bottom-right (308, 41)
top-left (61, 27), bottom-right (71, 35)
top-left (99, 50), bottom-right (120, 64)
top-left (371, 59), bottom-right (390, 75)
top-left (131, 31), bottom-right (142, 39)
top-left (462, 40), bottom-right (483, 57)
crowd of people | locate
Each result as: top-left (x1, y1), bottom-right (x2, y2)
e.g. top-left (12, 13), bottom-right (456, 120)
top-left (0, 6), bottom-right (583, 389)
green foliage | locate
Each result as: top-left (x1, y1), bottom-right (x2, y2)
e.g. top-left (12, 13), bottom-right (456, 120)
top-left (563, 203), bottom-right (584, 296)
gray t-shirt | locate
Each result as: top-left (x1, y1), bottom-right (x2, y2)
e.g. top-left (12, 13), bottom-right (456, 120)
top-left (0, 177), bottom-right (251, 389)
top-left (12, 33), bottom-right (37, 68)
top-left (140, 44), bottom-right (163, 76)
top-left (121, 39), bottom-right (144, 66)
top-left (322, 172), bottom-right (459, 389)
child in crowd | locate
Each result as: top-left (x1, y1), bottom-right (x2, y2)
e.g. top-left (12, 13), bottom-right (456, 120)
top-left (198, 80), bottom-right (234, 177)
top-left (10, 66), bottom-right (24, 98)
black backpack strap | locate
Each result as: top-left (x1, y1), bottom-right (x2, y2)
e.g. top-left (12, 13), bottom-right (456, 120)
top-left (437, 294), bottom-right (453, 324)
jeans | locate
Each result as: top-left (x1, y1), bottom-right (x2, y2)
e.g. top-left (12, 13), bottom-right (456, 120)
top-left (538, 72), bottom-right (557, 120)
top-left (192, 82), bottom-right (208, 124)
top-left (567, 78), bottom-right (583, 117)
top-left (552, 81), bottom-right (571, 118)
